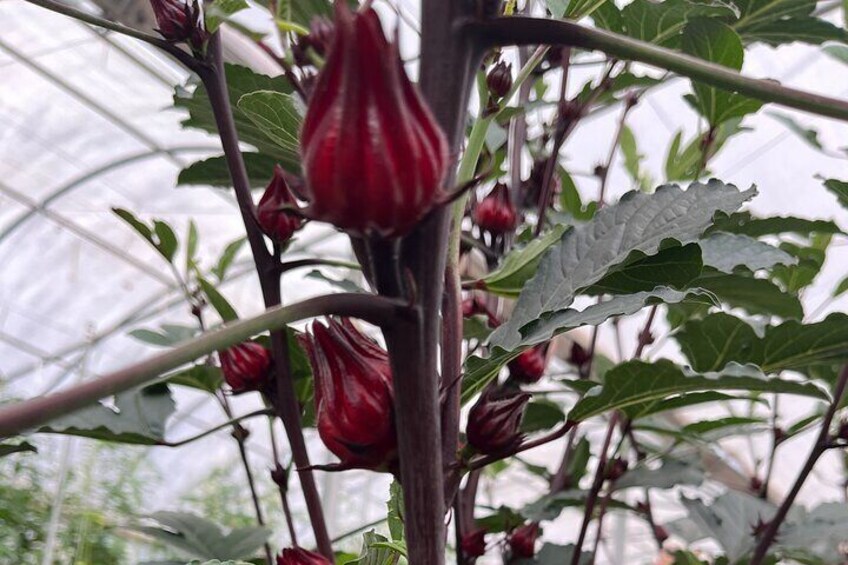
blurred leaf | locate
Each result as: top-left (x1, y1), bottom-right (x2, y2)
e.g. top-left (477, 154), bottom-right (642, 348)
top-left (127, 511), bottom-right (270, 560)
top-left (615, 460), bottom-right (704, 490)
top-left (198, 277), bottom-right (239, 322)
top-left (546, 0), bottom-right (569, 18)
top-left (624, 390), bottom-right (744, 420)
top-left (778, 503), bottom-right (848, 563)
top-left (463, 316), bottom-right (494, 341)
top-left (186, 221), bottom-right (199, 272)
top-left (824, 178), bottom-right (848, 208)
top-left (558, 169), bottom-right (596, 221)
top-left (305, 270), bottom-right (366, 293)
top-left (0, 441), bottom-right (36, 458)
top-left (676, 312), bottom-right (848, 374)
top-left (513, 543), bottom-right (591, 564)
top-left (344, 531), bottom-right (406, 565)
top-left (619, 125), bottom-right (652, 190)
top-left (683, 18), bottom-right (763, 126)
top-left (823, 43), bottom-right (848, 64)
top-left (167, 365), bottom-right (223, 393)
top-left (493, 180), bottom-right (754, 352)
top-left (563, 0), bottom-right (607, 19)
top-left (664, 119), bottom-right (747, 181)
top-left (730, 0), bottom-right (848, 46)
top-left (274, 0), bottom-right (351, 26)
top-left (568, 360), bottom-right (827, 422)
top-left (205, 0), bottom-right (250, 33)
top-left (38, 384), bottom-right (175, 445)
top-left (698, 232), bottom-right (796, 273)
top-left (178, 153), bottom-right (278, 189)
top-left (523, 490), bottom-right (632, 522)
top-left (521, 400), bottom-right (566, 433)
top-left (481, 225), bottom-right (568, 297)
top-left (833, 275), bottom-right (848, 297)
top-left (768, 112), bottom-right (824, 150)
top-left (386, 481), bottom-right (404, 542)
top-left (175, 65), bottom-right (300, 172)
top-left (212, 237), bottom-right (247, 282)
top-left (130, 324), bottom-right (199, 348)
top-left (237, 91), bottom-right (303, 156)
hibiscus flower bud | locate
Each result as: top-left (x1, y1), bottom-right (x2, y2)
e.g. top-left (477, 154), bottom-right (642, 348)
top-left (277, 547), bottom-right (331, 565)
top-left (257, 165), bottom-right (304, 244)
top-left (300, 318), bottom-right (397, 470)
top-left (569, 341), bottom-right (591, 368)
top-left (218, 341), bottom-right (272, 393)
top-left (293, 17), bottom-right (335, 67)
top-left (299, 4), bottom-right (449, 237)
top-left (149, 0), bottom-right (207, 50)
top-left (474, 183), bottom-right (517, 234)
top-left (461, 527), bottom-right (488, 558)
top-left (508, 522), bottom-right (540, 559)
top-left (605, 457), bottom-right (629, 481)
top-left (508, 344), bottom-right (547, 384)
top-left (466, 389), bottom-right (530, 455)
top-left (486, 60), bottom-right (513, 99)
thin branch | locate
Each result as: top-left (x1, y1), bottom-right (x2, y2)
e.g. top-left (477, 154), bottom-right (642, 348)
top-left (0, 293), bottom-right (410, 438)
top-left (471, 17), bottom-right (848, 122)
top-left (24, 0), bottom-right (202, 72)
top-left (749, 364), bottom-right (848, 565)
top-left (158, 408), bottom-right (274, 447)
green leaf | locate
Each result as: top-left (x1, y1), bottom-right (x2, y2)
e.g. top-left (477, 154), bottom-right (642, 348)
top-left (127, 511), bottom-right (271, 560)
top-left (274, 0), bottom-right (347, 26)
top-left (586, 243), bottom-right (703, 295)
top-left (0, 441), bottom-right (37, 458)
top-left (514, 543), bottom-right (591, 565)
top-left (675, 312), bottom-right (848, 374)
top-left (833, 275), bottom-right (848, 298)
top-left (546, 0), bottom-right (570, 18)
top-left (563, 0), bottom-right (607, 20)
top-left (304, 269), bottom-right (367, 294)
top-left (113, 207), bottom-right (154, 242)
top-left (693, 269), bottom-right (804, 319)
top-left (237, 91), bottom-right (303, 156)
top-left (622, 390), bottom-right (746, 420)
top-left (778, 503), bottom-right (848, 564)
top-left (614, 459), bottom-right (704, 490)
top-left (771, 236), bottom-right (830, 293)
top-left (725, 0), bottom-right (847, 46)
top-left (198, 277), bottom-right (239, 322)
top-left (130, 324), bottom-right (199, 348)
top-left (492, 180), bottom-right (755, 352)
top-left (345, 531), bottom-right (406, 565)
top-left (175, 65), bottom-right (300, 172)
top-left (558, 169), bottom-right (596, 221)
top-left (463, 287), bottom-right (713, 403)
top-left (178, 153), bottom-right (278, 189)
top-left (768, 112), bottom-right (825, 150)
top-left (386, 481), bottom-right (404, 542)
top-left (480, 225), bottom-right (568, 297)
top-left (205, 0), bottom-right (250, 34)
top-left (212, 237), bottom-right (247, 282)
top-left (567, 360), bottom-right (827, 422)
top-left (824, 43), bottom-right (848, 65)
top-left (474, 506), bottom-right (526, 534)
top-left (38, 384), bottom-right (175, 445)
top-left (682, 18), bottom-right (763, 126)
top-left (167, 365), bottom-right (223, 393)
top-left (523, 490), bottom-right (632, 522)
top-left (709, 212), bottom-right (842, 237)
top-left (824, 178), bottom-right (848, 208)
top-left (186, 221), bottom-right (199, 272)
top-left (619, 125), bottom-right (652, 190)
top-left (113, 209), bottom-right (181, 264)
top-left (698, 232), bottom-right (796, 273)
top-left (521, 400), bottom-right (566, 433)
top-left (664, 120), bottom-right (747, 181)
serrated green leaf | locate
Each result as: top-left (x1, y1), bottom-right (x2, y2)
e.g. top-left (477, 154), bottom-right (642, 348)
top-left (175, 65), bottom-right (299, 172)
top-left (113, 207), bottom-right (154, 243)
top-left (38, 384), bottom-right (175, 445)
top-left (154, 221), bottom-right (178, 262)
top-left (481, 225), bottom-right (568, 297)
top-left (0, 441), bottom-right (37, 458)
top-left (492, 180), bottom-right (755, 352)
top-left (824, 178), bottom-right (848, 208)
top-left (694, 269), bottom-right (803, 319)
top-left (676, 312), bottom-right (848, 374)
top-left (567, 360), bottom-right (827, 422)
top-left (130, 324), bottom-right (199, 348)
top-left (614, 459), bottom-right (704, 490)
top-left (198, 277), bottom-right (239, 322)
top-left (178, 153), bottom-right (278, 189)
top-left (387, 481), bottom-right (404, 542)
top-left (586, 243), bottom-right (703, 295)
top-left (709, 212), bottom-right (842, 237)
top-left (698, 232), bottom-right (796, 273)
top-left (127, 511), bottom-right (270, 560)
top-left (237, 91), bottom-right (302, 155)
top-left (683, 18), bottom-right (763, 126)
top-left (463, 287), bottom-right (713, 403)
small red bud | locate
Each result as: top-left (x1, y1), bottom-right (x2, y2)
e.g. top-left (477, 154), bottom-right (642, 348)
top-left (218, 342), bottom-right (272, 393)
top-left (508, 344), bottom-right (547, 384)
top-left (837, 419), bottom-right (848, 441)
top-left (257, 165), bottom-right (304, 244)
top-left (277, 547), bottom-right (332, 565)
top-left (653, 525), bottom-right (669, 543)
top-left (293, 17), bottom-right (335, 66)
top-left (461, 527), bottom-right (488, 558)
top-left (508, 522), bottom-right (540, 559)
top-left (474, 183), bottom-right (517, 234)
top-left (605, 457), bottom-right (629, 481)
top-left (299, 4), bottom-right (449, 238)
top-left (749, 476), bottom-right (764, 492)
top-left (569, 342), bottom-right (592, 367)
top-left (461, 296), bottom-right (500, 328)
top-left (486, 61), bottom-right (513, 98)
top-left (467, 389), bottom-right (530, 455)
top-left (300, 318), bottom-right (397, 470)
top-left (773, 426), bottom-right (787, 444)
top-left (149, 0), bottom-right (207, 49)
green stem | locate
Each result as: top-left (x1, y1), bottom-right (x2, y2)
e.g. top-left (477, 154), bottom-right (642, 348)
top-left (158, 409), bottom-right (274, 447)
top-left (472, 17), bottom-right (848, 122)
top-left (0, 293), bottom-right (410, 438)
